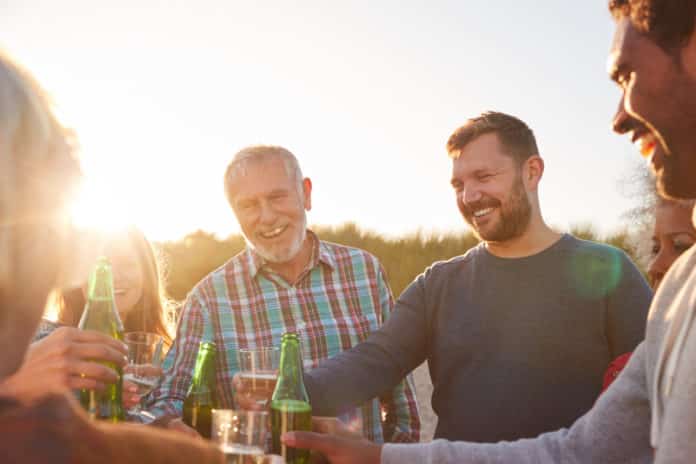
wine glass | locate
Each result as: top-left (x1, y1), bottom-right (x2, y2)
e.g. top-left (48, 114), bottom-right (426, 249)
top-left (123, 331), bottom-right (164, 420)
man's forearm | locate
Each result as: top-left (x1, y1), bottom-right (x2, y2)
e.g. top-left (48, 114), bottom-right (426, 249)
top-left (306, 339), bottom-right (410, 416)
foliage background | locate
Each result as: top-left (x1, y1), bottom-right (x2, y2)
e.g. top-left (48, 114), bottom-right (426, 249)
top-left (156, 223), bottom-right (639, 304)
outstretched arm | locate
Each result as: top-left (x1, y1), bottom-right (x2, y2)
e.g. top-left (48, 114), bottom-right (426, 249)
top-left (289, 342), bottom-right (652, 464)
top-left (305, 273), bottom-right (430, 417)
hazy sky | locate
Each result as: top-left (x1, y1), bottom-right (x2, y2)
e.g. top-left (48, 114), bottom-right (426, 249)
top-left (0, 1), bottom-right (643, 241)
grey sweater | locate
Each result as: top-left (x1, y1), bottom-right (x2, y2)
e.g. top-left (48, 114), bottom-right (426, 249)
top-left (306, 235), bottom-right (651, 442)
top-left (383, 242), bottom-right (696, 463)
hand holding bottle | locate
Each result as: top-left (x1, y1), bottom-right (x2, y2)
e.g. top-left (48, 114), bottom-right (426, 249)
top-left (2, 326), bottom-right (127, 401)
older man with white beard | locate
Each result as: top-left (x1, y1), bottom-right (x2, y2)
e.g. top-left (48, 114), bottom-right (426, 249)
top-left (146, 145), bottom-right (420, 444)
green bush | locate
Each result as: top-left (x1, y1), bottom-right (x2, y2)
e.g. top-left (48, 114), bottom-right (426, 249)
top-left (156, 223), bottom-right (640, 302)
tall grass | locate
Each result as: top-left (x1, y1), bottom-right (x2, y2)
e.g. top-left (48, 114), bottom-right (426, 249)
top-left (156, 223), bottom-right (640, 302)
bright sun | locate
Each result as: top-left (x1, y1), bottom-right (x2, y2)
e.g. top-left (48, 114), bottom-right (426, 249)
top-left (69, 176), bottom-right (136, 233)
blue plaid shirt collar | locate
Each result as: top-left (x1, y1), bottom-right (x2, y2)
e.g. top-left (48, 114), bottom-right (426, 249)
top-left (244, 230), bottom-right (336, 279)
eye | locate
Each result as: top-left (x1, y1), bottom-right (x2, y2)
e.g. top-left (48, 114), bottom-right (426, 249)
top-left (651, 243), bottom-right (660, 256)
top-left (674, 240), bottom-right (695, 255)
top-left (237, 201), bottom-right (257, 212)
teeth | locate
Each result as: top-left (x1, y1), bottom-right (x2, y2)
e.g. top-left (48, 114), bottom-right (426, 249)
top-left (260, 226), bottom-right (285, 239)
top-left (473, 208), bottom-right (494, 218)
top-left (635, 133), bottom-right (657, 158)
top-left (114, 289), bottom-right (127, 295)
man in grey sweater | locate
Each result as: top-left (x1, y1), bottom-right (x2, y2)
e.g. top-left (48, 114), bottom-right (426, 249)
top-left (298, 111), bottom-right (651, 444)
top-left (282, 0), bottom-right (696, 462)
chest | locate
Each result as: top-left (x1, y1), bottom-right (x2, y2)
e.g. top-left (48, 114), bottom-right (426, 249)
top-left (428, 267), bottom-right (609, 370)
top-left (210, 276), bottom-right (382, 371)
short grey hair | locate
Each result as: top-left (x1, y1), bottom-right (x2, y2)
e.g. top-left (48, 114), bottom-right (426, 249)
top-left (224, 145), bottom-right (304, 206)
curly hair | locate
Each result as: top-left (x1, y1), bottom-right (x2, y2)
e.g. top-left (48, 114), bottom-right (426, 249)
top-left (609, 0), bottom-right (696, 51)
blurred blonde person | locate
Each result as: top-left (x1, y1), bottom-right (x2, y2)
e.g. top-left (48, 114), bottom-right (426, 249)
top-left (0, 50), bottom-right (222, 463)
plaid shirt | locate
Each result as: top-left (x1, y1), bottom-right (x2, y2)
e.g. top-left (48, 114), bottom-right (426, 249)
top-left (147, 231), bottom-right (420, 443)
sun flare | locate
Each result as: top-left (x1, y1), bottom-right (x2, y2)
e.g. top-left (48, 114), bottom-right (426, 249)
top-left (69, 177), bottom-right (136, 233)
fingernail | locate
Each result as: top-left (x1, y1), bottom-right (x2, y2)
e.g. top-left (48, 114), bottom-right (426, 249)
top-left (281, 433), bottom-right (295, 445)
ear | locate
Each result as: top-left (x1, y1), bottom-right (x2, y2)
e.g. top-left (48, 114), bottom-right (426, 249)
top-left (523, 155), bottom-right (544, 191)
top-left (302, 177), bottom-right (312, 212)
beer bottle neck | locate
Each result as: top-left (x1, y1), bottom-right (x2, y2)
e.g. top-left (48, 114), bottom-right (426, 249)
top-left (273, 335), bottom-right (309, 402)
top-left (87, 257), bottom-right (116, 302)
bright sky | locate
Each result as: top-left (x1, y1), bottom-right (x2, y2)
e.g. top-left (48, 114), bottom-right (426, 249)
top-left (0, 1), bottom-right (642, 241)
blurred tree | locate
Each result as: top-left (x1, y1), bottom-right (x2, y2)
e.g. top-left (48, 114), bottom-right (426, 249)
top-left (156, 224), bottom-right (642, 305)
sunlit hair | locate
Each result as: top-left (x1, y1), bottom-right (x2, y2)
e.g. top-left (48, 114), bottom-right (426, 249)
top-left (625, 165), bottom-right (696, 270)
top-left (0, 50), bottom-right (80, 294)
top-left (609, 0), bottom-right (696, 52)
top-left (446, 111), bottom-right (539, 165)
top-left (224, 145), bottom-right (304, 207)
top-left (53, 227), bottom-right (175, 347)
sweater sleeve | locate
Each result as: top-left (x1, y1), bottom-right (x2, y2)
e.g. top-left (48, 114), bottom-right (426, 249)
top-left (374, 264), bottom-right (421, 443)
top-left (305, 272), bottom-right (430, 416)
top-left (382, 341), bottom-right (653, 464)
top-left (655, 298), bottom-right (696, 464)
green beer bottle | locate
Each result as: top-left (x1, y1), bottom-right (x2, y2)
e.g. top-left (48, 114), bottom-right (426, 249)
top-left (183, 342), bottom-right (217, 438)
top-left (78, 256), bottom-right (125, 422)
top-left (271, 333), bottom-right (312, 464)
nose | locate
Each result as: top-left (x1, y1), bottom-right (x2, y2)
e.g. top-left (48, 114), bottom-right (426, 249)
top-left (648, 248), bottom-right (673, 290)
top-left (612, 95), bottom-right (631, 135)
top-left (257, 200), bottom-right (277, 225)
top-left (461, 185), bottom-right (483, 206)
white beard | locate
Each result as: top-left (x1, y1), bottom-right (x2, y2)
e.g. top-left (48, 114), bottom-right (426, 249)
top-left (244, 215), bottom-right (308, 264)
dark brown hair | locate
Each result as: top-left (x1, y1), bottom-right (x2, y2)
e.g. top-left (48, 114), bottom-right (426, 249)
top-left (55, 227), bottom-right (174, 346)
top-left (609, 0), bottom-right (696, 51)
top-left (446, 111), bottom-right (539, 164)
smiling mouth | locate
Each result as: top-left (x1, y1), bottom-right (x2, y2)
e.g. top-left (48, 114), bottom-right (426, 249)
top-left (473, 207), bottom-right (495, 219)
top-left (259, 225), bottom-right (287, 239)
top-left (634, 132), bottom-right (657, 159)
top-left (114, 289), bottom-right (127, 295)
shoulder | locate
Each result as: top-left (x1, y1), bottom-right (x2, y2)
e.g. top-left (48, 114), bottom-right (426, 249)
top-left (187, 250), bottom-right (250, 300)
top-left (422, 245), bottom-right (481, 279)
top-left (318, 240), bottom-right (384, 271)
top-left (559, 235), bottom-right (631, 262)
top-left (556, 235), bottom-right (640, 278)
